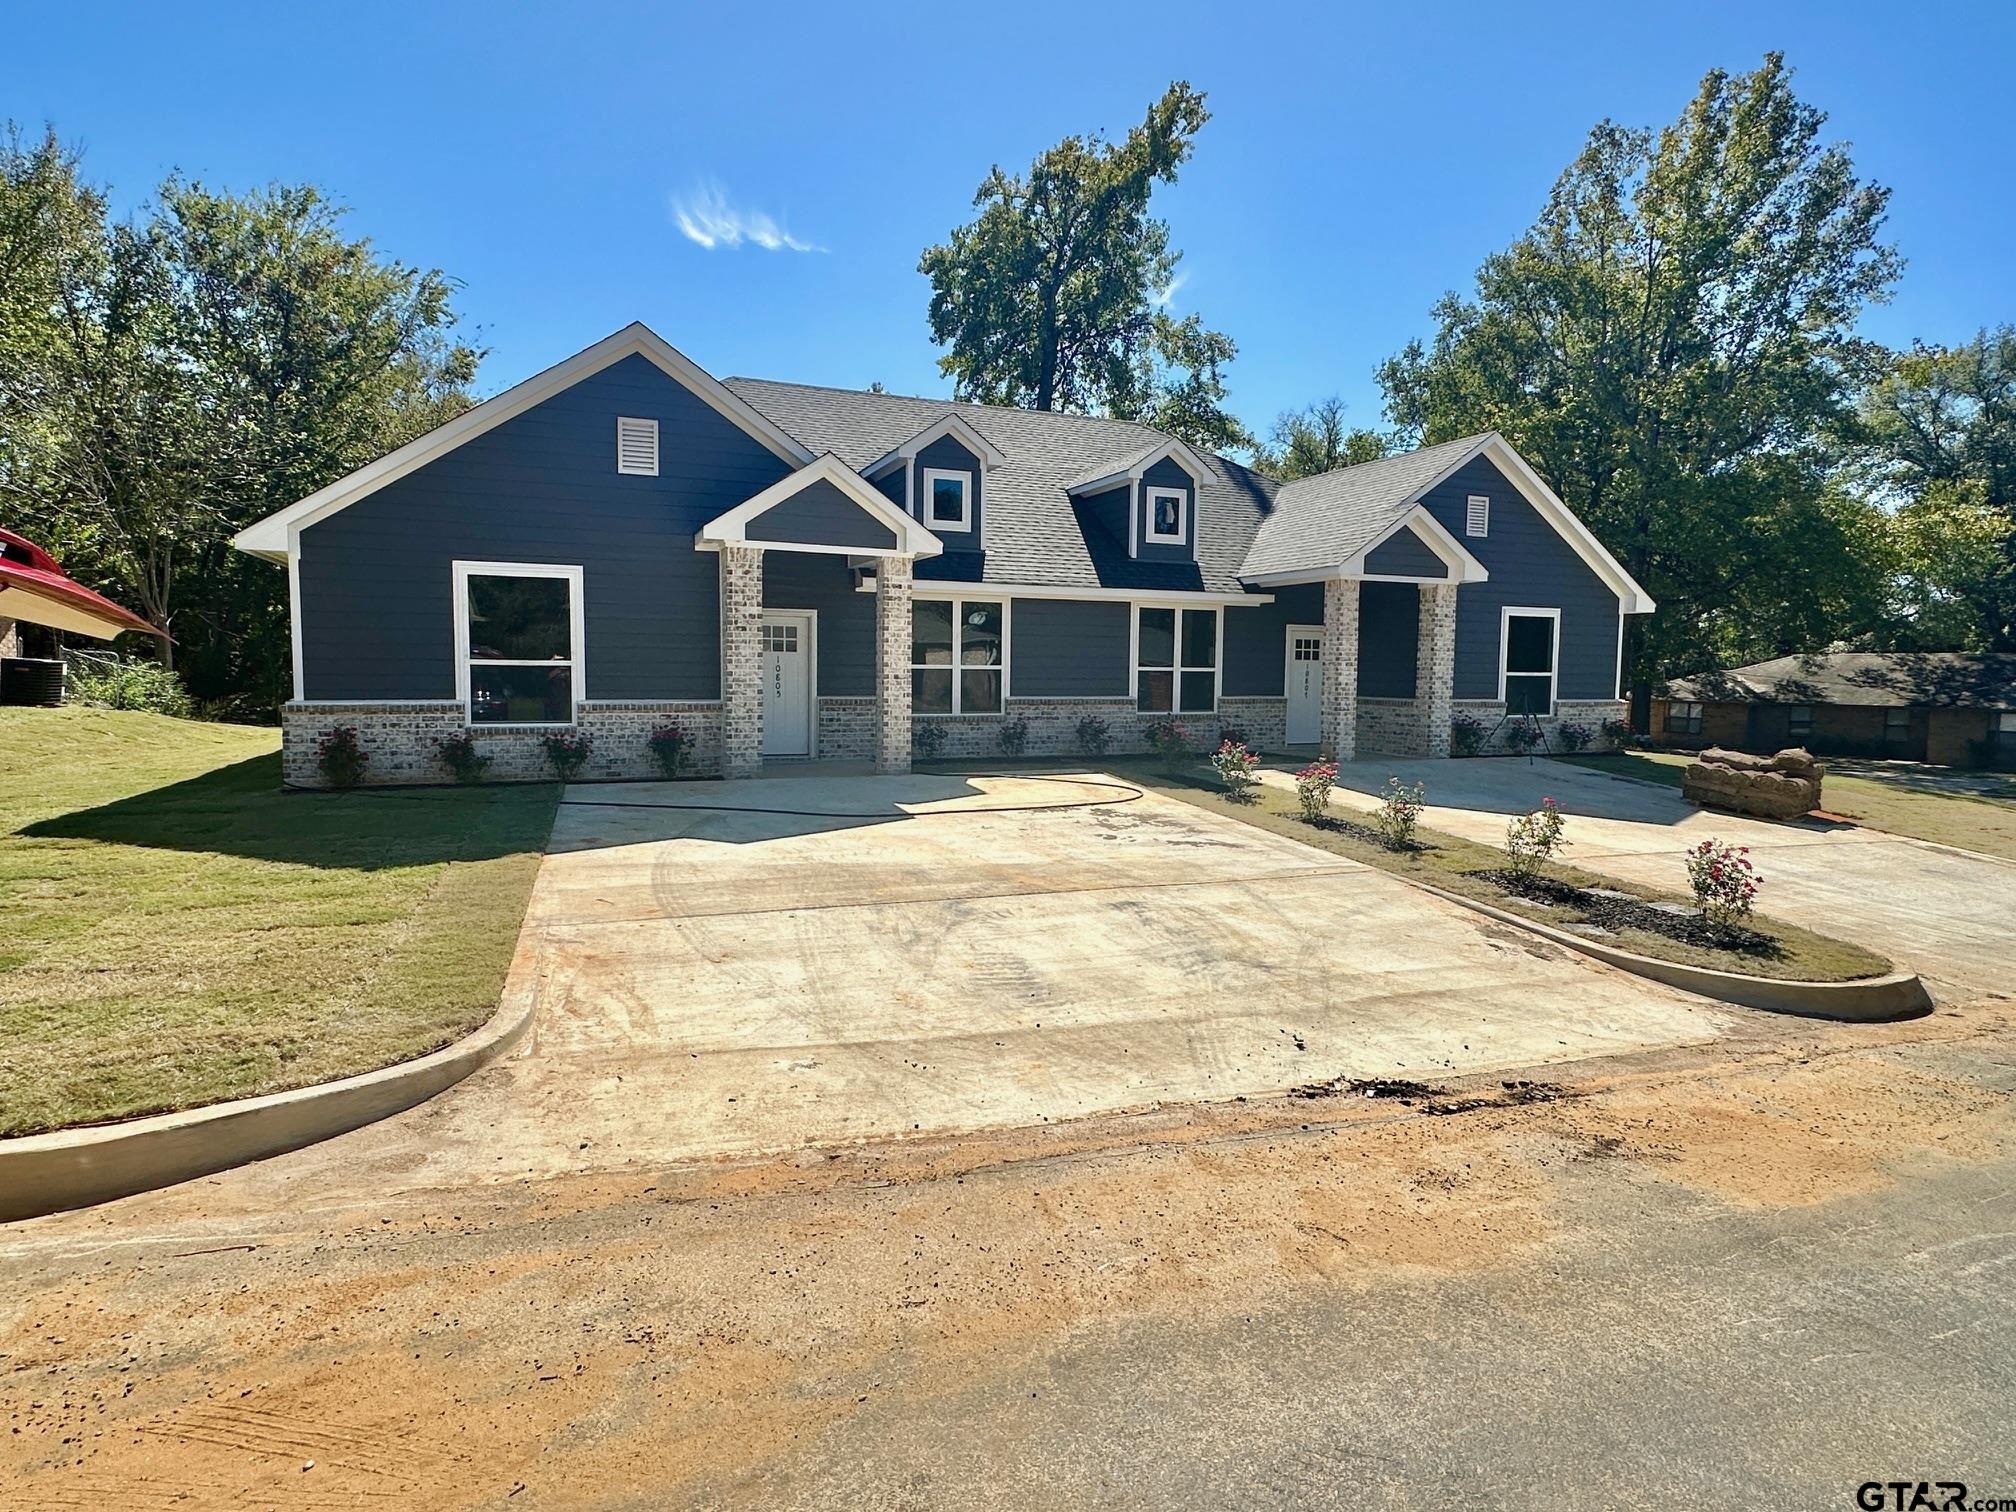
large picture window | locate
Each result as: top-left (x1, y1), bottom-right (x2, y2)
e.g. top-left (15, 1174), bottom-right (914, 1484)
top-left (1135, 605), bottom-right (1218, 714)
top-left (1499, 608), bottom-right (1559, 716)
top-left (454, 562), bottom-right (583, 725)
top-left (1665, 700), bottom-right (1703, 737)
top-left (912, 597), bottom-right (1005, 714)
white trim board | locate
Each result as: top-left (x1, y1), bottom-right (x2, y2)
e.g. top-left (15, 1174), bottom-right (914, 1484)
top-left (1144, 485), bottom-right (1188, 546)
top-left (864, 411), bottom-right (1007, 476)
top-left (233, 323), bottom-right (815, 560)
top-left (697, 454), bottom-right (942, 559)
top-left (1241, 505), bottom-right (1488, 588)
top-left (919, 467), bottom-right (973, 533)
top-left (452, 560), bottom-right (586, 727)
top-left (1069, 435), bottom-right (1210, 497)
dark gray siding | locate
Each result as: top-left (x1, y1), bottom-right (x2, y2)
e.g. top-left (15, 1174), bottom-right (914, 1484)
top-left (1417, 457), bottom-right (1621, 701)
top-left (1363, 525), bottom-right (1447, 579)
top-left (914, 435), bottom-right (982, 552)
top-left (1358, 583), bottom-right (1418, 698)
top-left (298, 353), bottom-right (791, 702)
top-left (1011, 598), bottom-right (1130, 697)
top-left (872, 467), bottom-right (905, 511)
top-left (1222, 583), bottom-right (1322, 697)
top-left (1133, 458), bottom-right (1196, 565)
top-left (745, 478), bottom-right (897, 550)
top-left (764, 551), bottom-right (873, 697)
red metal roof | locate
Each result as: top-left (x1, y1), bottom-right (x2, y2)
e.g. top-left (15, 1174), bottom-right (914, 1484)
top-left (0, 528), bottom-right (163, 641)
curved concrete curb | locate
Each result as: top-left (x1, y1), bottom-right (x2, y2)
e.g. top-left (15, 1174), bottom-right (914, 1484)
top-left (1411, 879), bottom-right (1933, 1021)
top-left (0, 962), bottom-right (542, 1224)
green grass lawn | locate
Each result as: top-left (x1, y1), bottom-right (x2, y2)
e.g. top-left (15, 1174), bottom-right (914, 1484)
top-left (1106, 761), bottom-right (1892, 983)
top-left (1561, 750), bottom-right (2016, 863)
top-left (0, 707), bottom-right (558, 1137)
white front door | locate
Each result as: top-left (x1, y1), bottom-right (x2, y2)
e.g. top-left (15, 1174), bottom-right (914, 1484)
top-left (1285, 624), bottom-right (1323, 744)
top-left (759, 611), bottom-right (814, 758)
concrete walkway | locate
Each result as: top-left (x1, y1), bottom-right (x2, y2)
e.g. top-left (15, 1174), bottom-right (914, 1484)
top-left (1289, 757), bottom-right (2016, 1003)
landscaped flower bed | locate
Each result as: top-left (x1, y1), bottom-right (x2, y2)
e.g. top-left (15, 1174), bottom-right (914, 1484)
top-left (1466, 868), bottom-right (1777, 955)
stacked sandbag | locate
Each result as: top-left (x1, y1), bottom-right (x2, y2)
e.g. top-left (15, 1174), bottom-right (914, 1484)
top-left (1681, 746), bottom-right (1823, 820)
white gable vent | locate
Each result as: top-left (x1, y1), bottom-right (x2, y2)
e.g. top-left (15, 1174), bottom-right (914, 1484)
top-left (1466, 494), bottom-right (1489, 537)
top-left (617, 416), bottom-right (660, 476)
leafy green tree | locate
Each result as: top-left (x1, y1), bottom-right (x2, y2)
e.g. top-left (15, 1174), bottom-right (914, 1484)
top-left (0, 129), bottom-right (480, 708)
top-left (1251, 396), bottom-right (1394, 479)
top-left (1855, 330), bottom-right (2016, 648)
top-left (1376, 55), bottom-right (1901, 708)
top-left (920, 82), bottom-right (1250, 450)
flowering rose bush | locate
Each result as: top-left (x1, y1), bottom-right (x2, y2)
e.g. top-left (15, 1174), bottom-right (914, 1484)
top-left (1372, 777), bottom-right (1427, 850)
top-left (316, 725), bottom-right (368, 789)
top-left (997, 715), bottom-right (1031, 757)
top-left (540, 729), bottom-right (593, 782)
top-left (1210, 740), bottom-right (1259, 800)
top-left (1685, 838), bottom-right (1760, 923)
top-left (1294, 759), bottom-right (1338, 821)
top-left (1450, 712), bottom-right (1487, 757)
top-left (1503, 719), bottom-right (1543, 754)
top-left (1145, 717), bottom-right (1193, 768)
top-left (1505, 797), bottom-right (1567, 876)
top-left (435, 730), bottom-right (492, 784)
top-left (646, 723), bottom-right (691, 779)
top-left (1556, 721), bottom-right (1594, 753)
top-left (1601, 717), bottom-right (1633, 749)
top-left (913, 721), bottom-right (946, 758)
top-left (1074, 714), bottom-right (1111, 758)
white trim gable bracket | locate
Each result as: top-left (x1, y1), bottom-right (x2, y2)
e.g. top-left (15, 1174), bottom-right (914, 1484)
top-left (1067, 436), bottom-right (1210, 497)
top-left (863, 411), bottom-right (1008, 477)
top-left (232, 322), bottom-right (815, 560)
top-left (696, 454), bottom-right (942, 560)
top-left (1241, 505), bottom-right (1489, 588)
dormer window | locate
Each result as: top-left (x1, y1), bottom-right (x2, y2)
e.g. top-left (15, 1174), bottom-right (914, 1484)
top-left (921, 468), bottom-right (972, 531)
top-left (1145, 487), bottom-right (1187, 545)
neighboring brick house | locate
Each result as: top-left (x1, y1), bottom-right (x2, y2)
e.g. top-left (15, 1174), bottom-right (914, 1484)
top-left (1655, 652), bottom-right (2016, 769)
top-left (232, 324), bottom-right (1655, 786)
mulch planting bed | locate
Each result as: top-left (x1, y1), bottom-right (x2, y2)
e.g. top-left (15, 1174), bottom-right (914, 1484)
top-left (1468, 868), bottom-right (1778, 957)
top-left (1305, 813), bottom-right (1428, 851)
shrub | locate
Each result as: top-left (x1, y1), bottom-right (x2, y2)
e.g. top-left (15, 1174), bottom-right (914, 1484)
top-left (65, 658), bottom-right (194, 718)
top-left (1503, 719), bottom-right (1543, 754)
top-left (1144, 717), bottom-right (1193, 768)
top-left (1217, 725), bottom-right (1249, 751)
top-left (646, 723), bottom-right (692, 780)
top-left (1685, 838), bottom-right (1760, 924)
top-left (1504, 797), bottom-right (1567, 877)
top-left (1074, 714), bottom-right (1111, 758)
top-left (1450, 712), bottom-right (1486, 757)
top-left (913, 721), bottom-right (946, 759)
top-left (1601, 717), bottom-right (1634, 749)
top-left (997, 714), bottom-right (1031, 757)
top-left (1372, 777), bottom-right (1427, 850)
top-left (1293, 759), bottom-right (1338, 821)
top-left (1556, 721), bottom-right (1594, 753)
top-left (435, 730), bottom-right (492, 784)
top-left (540, 729), bottom-right (593, 782)
top-left (316, 725), bottom-right (369, 789)
top-left (1209, 740), bottom-right (1259, 800)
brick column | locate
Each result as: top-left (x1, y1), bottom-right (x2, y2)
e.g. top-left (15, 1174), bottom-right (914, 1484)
top-left (1320, 577), bottom-right (1361, 763)
top-left (1418, 583), bottom-right (1459, 758)
top-left (874, 555), bottom-right (914, 774)
top-left (719, 545), bottom-right (764, 779)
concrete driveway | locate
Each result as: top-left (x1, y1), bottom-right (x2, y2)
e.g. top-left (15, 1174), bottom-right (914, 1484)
top-left (38, 769), bottom-right (1739, 1221)
top-left (1308, 757), bottom-right (2016, 1003)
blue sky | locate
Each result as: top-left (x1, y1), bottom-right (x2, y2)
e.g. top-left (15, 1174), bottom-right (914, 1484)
top-left (8, 1), bottom-right (2013, 443)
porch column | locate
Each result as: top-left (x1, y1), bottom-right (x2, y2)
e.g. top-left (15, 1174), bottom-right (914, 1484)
top-left (874, 554), bottom-right (914, 774)
top-left (719, 544), bottom-right (764, 779)
top-left (1418, 583), bottom-right (1459, 758)
top-left (1320, 577), bottom-right (1360, 763)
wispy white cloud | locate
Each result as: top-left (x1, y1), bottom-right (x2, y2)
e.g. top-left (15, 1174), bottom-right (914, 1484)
top-left (1151, 268), bottom-right (1190, 309)
top-left (671, 181), bottom-right (823, 253)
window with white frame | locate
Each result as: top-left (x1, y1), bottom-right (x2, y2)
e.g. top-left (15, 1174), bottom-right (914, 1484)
top-left (457, 563), bottom-right (583, 725)
top-left (616, 417), bottom-right (659, 476)
top-left (1665, 700), bottom-right (1703, 736)
top-left (912, 597), bottom-right (1004, 713)
top-left (921, 468), bottom-right (972, 531)
top-left (1466, 495), bottom-right (1490, 537)
top-left (1145, 487), bottom-right (1187, 545)
top-left (1786, 705), bottom-right (1813, 742)
top-left (1135, 606), bottom-right (1218, 714)
top-left (1884, 707), bottom-right (1912, 747)
top-left (1499, 609), bottom-right (1558, 716)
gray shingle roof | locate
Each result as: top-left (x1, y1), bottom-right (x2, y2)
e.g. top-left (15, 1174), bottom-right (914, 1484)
top-left (1665, 652), bottom-right (2016, 709)
top-left (1240, 433), bottom-right (1492, 578)
top-left (724, 378), bottom-right (1278, 594)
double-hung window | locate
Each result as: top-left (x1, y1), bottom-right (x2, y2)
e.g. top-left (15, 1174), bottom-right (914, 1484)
top-left (912, 597), bottom-right (1004, 714)
top-left (1145, 487), bottom-right (1187, 545)
top-left (920, 469), bottom-right (972, 532)
top-left (1499, 608), bottom-right (1559, 716)
top-left (455, 562), bottom-right (583, 725)
top-left (1883, 707), bottom-right (1912, 749)
top-left (1134, 606), bottom-right (1218, 714)
top-left (1665, 700), bottom-right (1703, 737)
top-left (1786, 705), bottom-right (1813, 742)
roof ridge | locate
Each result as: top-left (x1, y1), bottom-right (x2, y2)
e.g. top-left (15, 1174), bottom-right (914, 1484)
top-left (724, 374), bottom-right (1177, 438)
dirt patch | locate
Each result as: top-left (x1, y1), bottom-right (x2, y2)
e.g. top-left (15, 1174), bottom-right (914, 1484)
top-left (1470, 868), bottom-right (1779, 955)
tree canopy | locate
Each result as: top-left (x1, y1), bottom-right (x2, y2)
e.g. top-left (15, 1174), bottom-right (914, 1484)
top-left (1251, 397), bottom-right (1394, 479)
top-left (919, 83), bottom-right (1250, 450)
top-left (1377, 54), bottom-right (1902, 697)
top-left (0, 126), bottom-right (480, 709)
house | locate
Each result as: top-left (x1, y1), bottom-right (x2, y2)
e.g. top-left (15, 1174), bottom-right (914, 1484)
top-left (1656, 652), bottom-right (2016, 770)
top-left (232, 324), bottom-right (1654, 786)
top-left (1, 528), bottom-right (163, 706)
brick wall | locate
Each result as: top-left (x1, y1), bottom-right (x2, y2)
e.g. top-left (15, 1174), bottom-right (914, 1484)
top-left (1452, 698), bottom-right (1629, 756)
top-left (914, 697), bottom-right (1288, 762)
